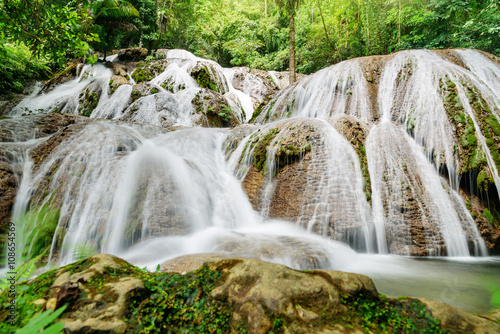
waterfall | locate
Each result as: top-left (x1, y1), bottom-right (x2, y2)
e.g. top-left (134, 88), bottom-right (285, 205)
top-left (4, 48), bottom-right (500, 271)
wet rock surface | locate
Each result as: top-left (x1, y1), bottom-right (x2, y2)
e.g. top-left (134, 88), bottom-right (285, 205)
top-left (2, 254), bottom-right (498, 334)
top-left (0, 114), bottom-right (87, 244)
top-left (117, 47), bottom-right (148, 62)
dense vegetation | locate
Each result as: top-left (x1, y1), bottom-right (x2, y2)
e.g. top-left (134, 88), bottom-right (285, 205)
top-left (1, 0), bottom-right (499, 93)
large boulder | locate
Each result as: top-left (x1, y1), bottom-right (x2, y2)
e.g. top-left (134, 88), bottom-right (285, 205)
top-left (1, 254), bottom-right (498, 333)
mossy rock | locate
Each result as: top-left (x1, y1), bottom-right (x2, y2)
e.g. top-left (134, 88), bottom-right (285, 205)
top-left (117, 47), bottom-right (148, 62)
top-left (77, 83), bottom-right (102, 117)
top-left (191, 89), bottom-right (239, 128)
top-left (2, 255), bottom-right (499, 333)
top-left (108, 75), bottom-right (129, 95)
top-left (191, 66), bottom-right (220, 92)
top-left (131, 60), bottom-right (167, 84)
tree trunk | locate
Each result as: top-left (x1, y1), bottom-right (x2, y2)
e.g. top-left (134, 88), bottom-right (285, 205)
top-left (398, 0), bottom-right (401, 45)
top-left (318, 0), bottom-right (335, 53)
top-left (289, 14), bottom-right (296, 84)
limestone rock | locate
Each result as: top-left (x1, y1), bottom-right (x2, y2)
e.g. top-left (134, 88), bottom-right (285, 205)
top-left (52, 254), bottom-right (145, 334)
top-left (419, 298), bottom-right (500, 334)
top-left (4, 254), bottom-right (499, 334)
top-left (117, 47), bottom-right (148, 62)
top-left (109, 75), bottom-right (129, 95)
top-left (192, 88), bottom-right (240, 128)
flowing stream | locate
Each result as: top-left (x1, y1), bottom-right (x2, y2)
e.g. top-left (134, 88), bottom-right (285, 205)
top-left (2, 49), bottom-right (500, 314)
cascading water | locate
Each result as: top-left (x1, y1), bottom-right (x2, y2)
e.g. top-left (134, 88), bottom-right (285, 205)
top-left (254, 58), bottom-right (373, 124)
top-left (2, 48), bottom-right (500, 313)
top-left (3, 49), bottom-right (500, 315)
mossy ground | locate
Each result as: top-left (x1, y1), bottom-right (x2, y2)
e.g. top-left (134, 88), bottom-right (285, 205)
top-left (339, 293), bottom-right (447, 334)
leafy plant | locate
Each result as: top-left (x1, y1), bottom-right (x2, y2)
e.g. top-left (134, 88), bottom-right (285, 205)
top-left (20, 205), bottom-right (60, 260)
top-left (218, 104), bottom-right (232, 122)
top-left (16, 305), bottom-right (67, 334)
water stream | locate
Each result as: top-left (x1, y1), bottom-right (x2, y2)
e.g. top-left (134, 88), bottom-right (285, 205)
top-left (2, 49), bottom-right (500, 314)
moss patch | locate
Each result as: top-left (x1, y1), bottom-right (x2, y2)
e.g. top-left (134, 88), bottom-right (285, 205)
top-left (191, 66), bottom-right (220, 92)
top-left (128, 265), bottom-right (232, 333)
top-left (340, 293), bottom-right (447, 334)
top-left (78, 88), bottom-right (100, 117)
top-left (132, 61), bottom-right (167, 84)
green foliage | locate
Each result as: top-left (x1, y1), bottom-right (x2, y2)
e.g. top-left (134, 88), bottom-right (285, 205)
top-left (129, 265), bottom-right (231, 333)
top-left (16, 305), bottom-right (67, 334)
top-left (0, 252), bottom-right (45, 293)
top-left (0, 261), bottom-right (62, 332)
top-left (218, 104), bottom-right (233, 122)
top-left (0, 42), bottom-right (50, 93)
top-left (341, 293), bottom-right (447, 333)
top-left (0, 0), bottom-right (98, 67)
top-left (20, 205), bottom-right (60, 260)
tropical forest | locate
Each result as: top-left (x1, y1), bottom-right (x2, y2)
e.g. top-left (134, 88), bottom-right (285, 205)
top-left (1, 0), bottom-right (500, 333)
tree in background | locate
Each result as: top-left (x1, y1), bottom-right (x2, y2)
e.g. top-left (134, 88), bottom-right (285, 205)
top-left (276, 0), bottom-right (303, 83)
top-left (0, 0), bottom-right (96, 67)
top-left (92, 0), bottom-right (139, 60)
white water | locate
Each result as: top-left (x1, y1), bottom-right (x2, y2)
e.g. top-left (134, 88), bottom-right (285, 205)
top-left (254, 59), bottom-right (372, 123)
top-left (3, 48), bottom-right (500, 314)
top-left (10, 65), bottom-right (113, 116)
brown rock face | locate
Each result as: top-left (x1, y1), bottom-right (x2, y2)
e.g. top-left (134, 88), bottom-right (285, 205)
top-left (0, 162), bottom-right (16, 241)
top-left (117, 47), bottom-right (148, 62)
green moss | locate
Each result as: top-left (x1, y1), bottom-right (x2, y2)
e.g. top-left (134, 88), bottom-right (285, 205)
top-left (470, 149), bottom-right (487, 171)
top-left (132, 61), bottom-right (167, 84)
top-left (78, 89), bottom-right (99, 117)
top-left (484, 209), bottom-right (494, 224)
top-left (486, 116), bottom-right (500, 137)
top-left (460, 126), bottom-right (477, 148)
top-left (477, 170), bottom-right (489, 192)
top-left (129, 264), bottom-right (232, 333)
top-left (150, 87), bottom-right (159, 94)
top-left (191, 67), bottom-right (220, 92)
top-left (251, 100), bottom-right (276, 123)
top-left (252, 128), bottom-right (278, 173)
top-left (218, 104), bottom-right (232, 123)
top-left (131, 90), bottom-right (142, 102)
top-left (340, 293), bottom-right (447, 334)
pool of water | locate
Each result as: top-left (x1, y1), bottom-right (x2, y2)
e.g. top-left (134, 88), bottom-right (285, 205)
top-left (341, 254), bottom-right (500, 314)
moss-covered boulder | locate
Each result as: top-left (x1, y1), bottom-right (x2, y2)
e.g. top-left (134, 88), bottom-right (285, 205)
top-left (77, 82), bottom-right (103, 117)
top-left (192, 88), bottom-right (240, 128)
top-left (1, 254), bottom-right (499, 333)
top-left (108, 75), bottom-right (129, 96)
top-left (131, 60), bottom-right (167, 84)
top-left (189, 62), bottom-right (229, 94)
